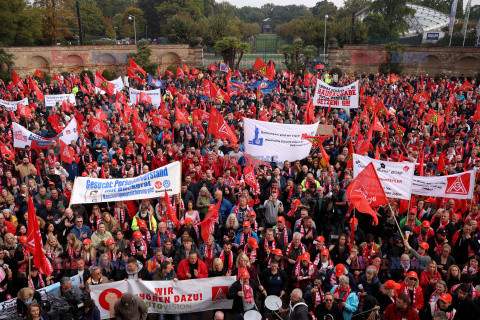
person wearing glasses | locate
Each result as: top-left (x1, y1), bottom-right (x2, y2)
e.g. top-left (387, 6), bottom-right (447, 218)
top-left (314, 291), bottom-right (344, 320)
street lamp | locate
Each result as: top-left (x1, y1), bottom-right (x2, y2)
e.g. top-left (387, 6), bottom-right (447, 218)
top-left (324, 15), bottom-right (328, 57)
top-left (128, 15), bottom-right (136, 44)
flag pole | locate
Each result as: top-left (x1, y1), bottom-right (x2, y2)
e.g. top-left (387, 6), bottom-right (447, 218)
top-left (465, 169), bottom-right (478, 221)
top-left (68, 176), bottom-right (78, 209)
top-left (350, 209), bottom-right (356, 245)
top-left (387, 202), bottom-right (404, 240)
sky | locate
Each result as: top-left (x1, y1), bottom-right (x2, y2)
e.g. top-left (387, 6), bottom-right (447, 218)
top-left (222, 0), bottom-right (346, 9)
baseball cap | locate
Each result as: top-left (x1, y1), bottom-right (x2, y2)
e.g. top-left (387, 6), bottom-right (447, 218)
top-left (385, 280), bottom-right (401, 290)
top-left (248, 237), bottom-right (259, 249)
top-left (57, 203), bottom-right (65, 210)
top-left (138, 220), bottom-right (147, 228)
top-left (273, 249), bottom-right (283, 256)
top-left (409, 207), bottom-right (417, 215)
top-left (422, 221), bottom-right (430, 228)
top-left (239, 270), bottom-right (250, 279)
top-left (425, 197), bottom-right (436, 203)
top-left (106, 238), bottom-right (115, 245)
top-left (243, 221), bottom-right (251, 228)
top-left (19, 236), bottom-right (27, 243)
top-left (297, 252), bottom-right (311, 262)
top-left (83, 238), bottom-right (91, 244)
top-left (133, 231), bottom-right (142, 238)
top-left (183, 217), bottom-right (193, 225)
top-left (277, 216), bottom-right (285, 222)
top-left (437, 228), bottom-right (447, 235)
top-left (248, 211), bottom-right (256, 217)
top-left (45, 200), bottom-right (52, 205)
top-left (419, 242), bottom-right (429, 250)
top-left (407, 271), bottom-right (418, 279)
top-left (321, 248), bottom-right (329, 256)
top-left (439, 293), bottom-right (452, 303)
top-left (316, 236), bottom-right (325, 242)
top-left (335, 264), bottom-right (345, 277)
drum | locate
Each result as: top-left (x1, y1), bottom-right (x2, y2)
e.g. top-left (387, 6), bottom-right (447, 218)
top-left (265, 295), bottom-right (282, 311)
top-left (244, 310), bottom-right (262, 320)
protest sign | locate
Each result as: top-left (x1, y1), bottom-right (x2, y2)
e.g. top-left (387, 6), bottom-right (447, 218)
top-left (244, 117), bottom-right (319, 166)
top-left (90, 277), bottom-right (235, 319)
top-left (44, 94), bottom-right (77, 107)
top-left (353, 154), bottom-right (415, 200)
top-left (0, 98), bottom-right (28, 111)
top-left (412, 171), bottom-right (476, 199)
top-left (129, 88), bottom-right (162, 106)
top-left (313, 80), bottom-right (359, 108)
top-left (95, 76), bottom-right (125, 94)
top-left (13, 118), bottom-right (78, 149)
top-left (70, 161), bottom-right (181, 204)
top-left (247, 80), bottom-right (278, 94)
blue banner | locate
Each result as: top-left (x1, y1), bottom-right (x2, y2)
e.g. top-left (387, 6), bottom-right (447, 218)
top-left (146, 74), bottom-right (166, 89)
top-left (248, 80), bottom-right (279, 94)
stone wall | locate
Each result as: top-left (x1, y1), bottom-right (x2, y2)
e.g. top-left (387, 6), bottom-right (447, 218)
top-left (328, 45), bottom-right (480, 76)
top-left (6, 44), bottom-right (204, 77)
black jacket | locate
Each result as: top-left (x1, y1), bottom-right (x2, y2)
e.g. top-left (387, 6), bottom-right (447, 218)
top-left (226, 279), bottom-right (259, 314)
top-left (314, 302), bottom-right (344, 320)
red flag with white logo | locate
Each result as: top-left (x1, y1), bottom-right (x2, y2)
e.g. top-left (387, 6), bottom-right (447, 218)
top-left (27, 196), bottom-right (53, 275)
top-left (88, 117), bottom-right (108, 137)
top-left (208, 107), bottom-right (238, 143)
top-left (196, 202), bottom-right (220, 243)
top-left (59, 140), bottom-right (74, 164)
top-left (164, 190), bottom-right (181, 229)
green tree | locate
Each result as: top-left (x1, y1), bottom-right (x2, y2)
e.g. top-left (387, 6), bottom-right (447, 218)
top-left (235, 6), bottom-right (266, 24)
top-left (363, 13), bottom-right (389, 40)
top-left (34, 0), bottom-right (74, 45)
top-left (370, 0), bottom-right (415, 38)
top-left (80, 0), bottom-right (106, 38)
top-left (214, 36), bottom-right (250, 70)
top-left (163, 13), bottom-right (197, 45)
top-left (0, 0), bottom-right (42, 46)
top-left (0, 46), bottom-right (14, 74)
top-left (127, 40), bottom-right (157, 74)
top-left (379, 42), bottom-right (405, 74)
top-left (95, 0), bottom-right (134, 19)
top-left (311, 0), bottom-right (338, 18)
top-left (119, 7), bottom-right (146, 39)
top-left (332, 17), bottom-right (368, 45)
top-left (280, 38), bottom-right (305, 72)
top-left (138, 0), bottom-right (161, 39)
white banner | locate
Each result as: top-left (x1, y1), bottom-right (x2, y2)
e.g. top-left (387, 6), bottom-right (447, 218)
top-left (13, 118), bottom-right (78, 149)
top-left (70, 161), bottom-right (181, 204)
top-left (44, 94), bottom-right (77, 107)
top-left (243, 118), bottom-right (319, 165)
top-left (129, 88), bottom-right (162, 106)
top-left (353, 154), bottom-right (415, 200)
top-left (95, 76), bottom-right (124, 94)
top-left (0, 98), bottom-right (28, 111)
top-left (91, 277), bottom-right (235, 319)
top-left (313, 80), bottom-right (359, 108)
top-left (412, 171), bottom-right (476, 199)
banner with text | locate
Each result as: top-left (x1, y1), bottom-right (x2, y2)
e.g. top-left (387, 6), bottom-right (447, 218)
top-left (91, 277), bottom-right (236, 319)
top-left (44, 94), bottom-right (77, 107)
top-left (0, 98), bottom-right (28, 111)
top-left (244, 117), bottom-right (319, 166)
top-left (129, 88), bottom-right (162, 106)
top-left (412, 171), bottom-right (476, 199)
top-left (313, 80), bottom-right (359, 108)
top-left (13, 118), bottom-right (78, 149)
top-left (353, 154), bottom-right (415, 200)
top-left (70, 161), bottom-right (181, 204)
top-left (247, 80), bottom-right (279, 94)
top-left (95, 76), bottom-right (125, 94)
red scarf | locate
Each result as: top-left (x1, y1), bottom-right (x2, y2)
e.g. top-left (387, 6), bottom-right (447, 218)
top-left (219, 250), bottom-right (233, 270)
top-left (242, 280), bottom-right (254, 303)
top-left (114, 207), bottom-right (127, 231)
top-left (314, 289), bottom-right (325, 308)
top-left (90, 214), bottom-right (101, 232)
top-left (333, 285), bottom-right (351, 302)
top-left (239, 231), bottom-right (252, 246)
top-left (141, 229), bottom-right (152, 243)
top-left (432, 303), bottom-right (455, 320)
top-left (204, 244), bottom-right (215, 266)
top-left (18, 246), bottom-right (29, 272)
top-left (46, 248), bottom-right (57, 260)
top-left (403, 285), bottom-right (419, 306)
top-left (264, 238), bottom-right (276, 252)
top-left (244, 246), bottom-right (257, 263)
top-left (285, 242), bottom-right (305, 257)
top-left (294, 261), bottom-right (315, 278)
top-left (233, 205), bottom-right (254, 223)
top-left (276, 227), bottom-right (289, 246)
top-left (130, 239), bottom-right (147, 255)
top-left (362, 243), bottom-right (378, 262)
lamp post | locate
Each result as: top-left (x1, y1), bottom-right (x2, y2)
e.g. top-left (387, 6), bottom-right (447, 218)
top-left (128, 15), bottom-right (136, 44)
top-left (114, 27), bottom-right (117, 42)
top-left (324, 15), bottom-right (328, 57)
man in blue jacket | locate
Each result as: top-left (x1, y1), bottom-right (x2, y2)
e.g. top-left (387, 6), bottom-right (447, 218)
top-left (211, 189), bottom-right (232, 224)
top-left (71, 215), bottom-right (92, 241)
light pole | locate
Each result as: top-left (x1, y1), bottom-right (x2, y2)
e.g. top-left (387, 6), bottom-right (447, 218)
top-left (114, 27), bottom-right (117, 42)
top-left (128, 15), bottom-right (136, 44)
top-left (324, 15), bottom-right (328, 57)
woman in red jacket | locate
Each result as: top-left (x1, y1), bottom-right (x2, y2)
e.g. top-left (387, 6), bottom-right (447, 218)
top-left (397, 271), bottom-right (424, 311)
top-left (420, 260), bottom-right (442, 293)
top-left (176, 251), bottom-right (208, 280)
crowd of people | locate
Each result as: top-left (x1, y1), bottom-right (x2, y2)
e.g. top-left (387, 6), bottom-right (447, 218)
top-left (0, 64), bottom-right (478, 320)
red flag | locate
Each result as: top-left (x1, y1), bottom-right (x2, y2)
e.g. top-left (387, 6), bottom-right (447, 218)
top-left (208, 108), bottom-right (238, 143)
top-left (165, 69), bottom-right (174, 76)
top-left (418, 151), bottom-right (424, 176)
top-left (472, 102), bottom-right (480, 122)
top-left (59, 140), bottom-right (74, 164)
top-left (372, 115), bottom-right (386, 132)
top-left (253, 57), bottom-right (274, 81)
top-left (346, 163), bottom-right (388, 225)
top-left (305, 98), bottom-right (315, 124)
top-left (27, 77), bottom-right (44, 100)
top-left (135, 129), bottom-right (149, 146)
top-left (53, 73), bottom-right (64, 84)
top-left (116, 91), bottom-right (127, 104)
top-left (27, 197), bottom-right (53, 275)
top-left (459, 80), bottom-right (473, 92)
top-left (346, 140), bottom-right (354, 169)
top-left (88, 117), bottom-right (108, 137)
top-left (194, 108), bottom-right (210, 121)
top-left (34, 69), bottom-right (44, 79)
top-left (197, 202), bottom-right (220, 243)
top-left (392, 122), bottom-right (405, 140)
top-left (192, 113), bottom-right (205, 134)
top-left (164, 190), bottom-right (181, 229)
top-left (126, 66), bottom-right (145, 85)
top-left (132, 117), bottom-right (147, 132)
top-left (243, 166), bottom-right (260, 194)
top-left (413, 91), bottom-right (430, 103)
top-left (208, 63), bottom-right (217, 72)
top-left (374, 145), bottom-right (380, 159)
top-left (177, 93), bottom-right (190, 105)
top-left (176, 68), bottom-right (185, 78)
top-left (425, 109), bottom-right (444, 126)
top-left (417, 102), bottom-right (425, 118)
top-left (94, 108), bottom-right (107, 121)
top-left (175, 106), bottom-right (189, 125)
top-left (356, 133), bottom-right (371, 155)
top-left (191, 68), bottom-right (200, 76)
top-left (129, 58), bottom-right (146, 76)
top-left (319, 143), bottom-right (330, 164)
top-left (139, 92), bottom-right (152, 105)
top-left (94, 71), bottom-right (114, 96)
top-left (17, 104), bottom-right (32, 118)
top-left (13, 71), bottom-right (30, 94)
top-left (437, 154), bottom-right (446, 174)
top-left (152, 115), bottom-right (171, 128)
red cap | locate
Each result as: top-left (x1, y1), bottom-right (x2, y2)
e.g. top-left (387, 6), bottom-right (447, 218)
top-left (422, 221), bottom-right (430, 228)
top-left (239, 270), bottom-right (250, 279)
top-left (248, 211), bottom-right (256, 217)
top-left (138, 220), bottom-right (147, 228)
top-left (277, 216), bottom-right (285, 222)
top-left (316, 236), bottom-right (325, 242)
top-left (321, 248), bottom-right (329, 256)
top-left (82, 172), bottom-right (88, 177)
top-left (407, 271), bottom-right (418, 279)
top-left (183, 217), bottom-right (193, 225)
top-left (297, 252), bottom-right (311, 262)
top-left (335, 264), bottom-right (345, 277)
top-left (385, 280), bottom-right (401, 290)
top-left (248, 237), bottom-right (259, 249)
top-left (419, 242), bottom-right (429, 250)
top-left (273, 249), bottom-right (283, 256)
top-left (439, 293), bottom-right (452, 303)
top-left (409, 207), bottom-right (417, 215)
top-left (111, 159), bottom-right (117, 165)
top-left (106, 238), bottom-right (115, 245)
top-left (133, 231), bottom-right (142, 238)
top-left (19, 236), bottom-right (27, 243)
top-left (243, 221), bottom-right (251, 228)
top-left (83, 238), bottom-right (91, 244)
top-left (425, 197), bottom-right (436, 203)
top-left (45, 200), bottom-right (52, 205)
top-left (92, 161), bottom-right (97, 166)
top-left (86, 165), bottom-right (93, 169)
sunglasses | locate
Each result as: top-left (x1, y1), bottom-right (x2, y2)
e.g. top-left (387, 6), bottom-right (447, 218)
top-left (325, 299), bottom-right (333, 302)
top-left (408, 277), bottom-right (416, 281)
